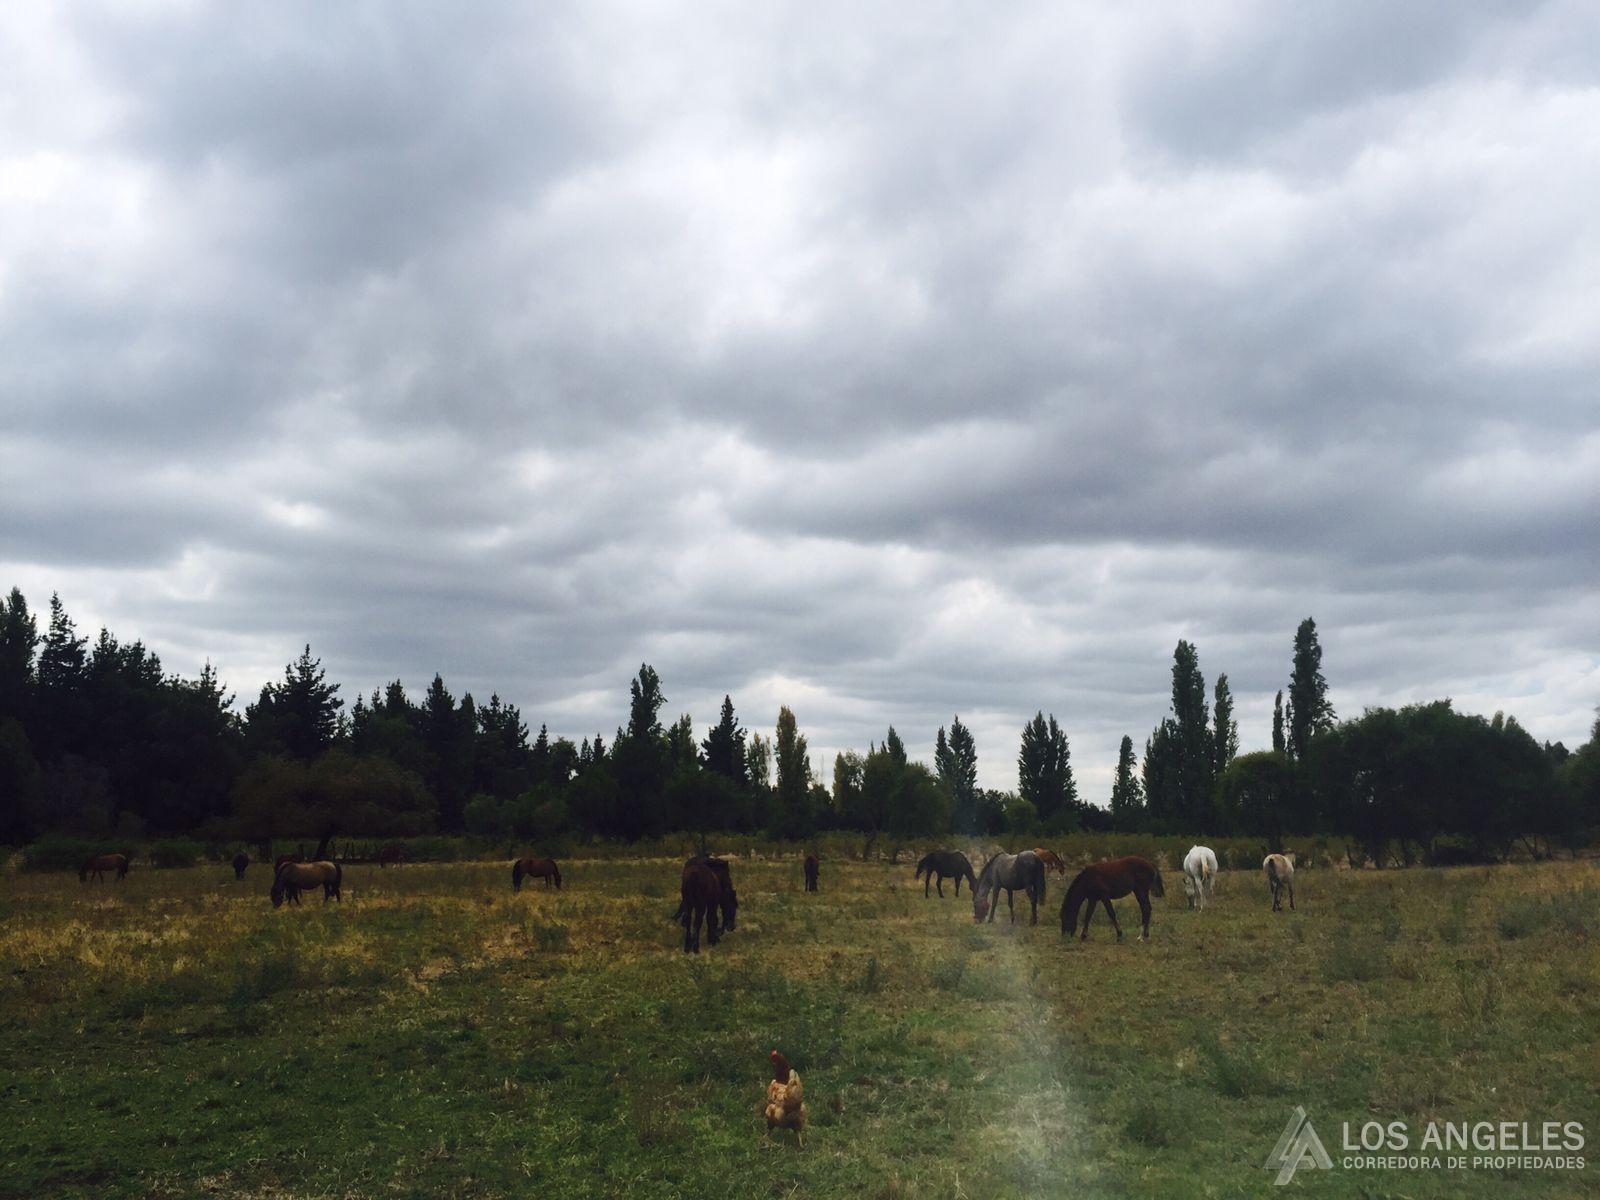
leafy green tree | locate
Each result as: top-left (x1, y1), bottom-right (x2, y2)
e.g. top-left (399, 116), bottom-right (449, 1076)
top-left (1272, 690), bottom-right (1286, 753)
top-left (1216, 751), bottom-right (1293, 843)
top-left (628, 664), bottom-right (666, 742)
top-left (746, 731), bottom-right (772, 791)
top-left (1109, 734), bottom-right (1144, 831)
top-left (1169, 640), bottom-right (1215, 828)
top-left (1141, 720), bottom-right (1180, 827)
top-left (773, 706), bottom-right (812, 838)
top-left (1212, 674), bottom-right (1238, 779)
top-left (1018, 712), bottom-right (1077, 829)
top-left (1287, 618), bottom-right (1334, 761)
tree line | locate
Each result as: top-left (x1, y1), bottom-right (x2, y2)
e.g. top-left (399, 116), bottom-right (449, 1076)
top-left (0, 588), bottom-right (1595, 860)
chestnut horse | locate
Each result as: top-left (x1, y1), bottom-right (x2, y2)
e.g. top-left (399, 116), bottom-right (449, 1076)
top-left (232, 852), bottom-right (250, 880)
top-left (377, 843), bottom-right (405, 868)
top-left (803, 853), bottom-right (819, 893)
top-left (512, 857), bottom-right (562, 891)
top-left (1032, 847), bottom-right (1068, 875)
top-left (679, 861), bottom-right (723, 953)
top-left (271, 861), bottom-right (341, 908)
top-left (1060, 856), bottom-right (1164, 941)
top-left (80, 853), bottom-right (129, 883)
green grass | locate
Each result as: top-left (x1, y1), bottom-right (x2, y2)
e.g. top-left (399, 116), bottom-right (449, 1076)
top-left (0, 855), bottom-right (1596, 1197)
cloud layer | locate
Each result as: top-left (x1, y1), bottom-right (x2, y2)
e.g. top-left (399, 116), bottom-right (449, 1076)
top-left (4, 1), bottom-right (1597, 793)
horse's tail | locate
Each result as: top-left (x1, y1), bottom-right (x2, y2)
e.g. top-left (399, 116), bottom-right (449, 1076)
top-left (1061, 869), bottom-right (1091, 933)
top-left (333, 863), bottom-right (342, 895)
top-left (552, 862), bottom-right (562, 889)
top-left (1033, 855), bottom-right (1047, 903)
top-left (512, 861), bottom-right (524, 892)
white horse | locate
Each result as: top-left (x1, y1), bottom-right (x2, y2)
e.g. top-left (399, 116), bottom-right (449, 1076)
top-left (1182, 845), bottom-right (1218, 910)
top-left (1263, 853), bottom-right (1295, 911)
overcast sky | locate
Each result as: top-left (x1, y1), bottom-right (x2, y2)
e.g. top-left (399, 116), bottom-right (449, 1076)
top-left (2, 1), bottom-right (1596, 795)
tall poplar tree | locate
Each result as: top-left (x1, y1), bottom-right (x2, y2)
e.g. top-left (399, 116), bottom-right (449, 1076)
top-left (1287, 618), bottom-right (1335, 761)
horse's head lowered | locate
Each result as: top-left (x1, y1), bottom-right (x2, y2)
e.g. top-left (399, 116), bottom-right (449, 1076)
top-left (1150, 868), bottom-right (1165, 898)
top-left (972, 893), bottom-right (990, 922)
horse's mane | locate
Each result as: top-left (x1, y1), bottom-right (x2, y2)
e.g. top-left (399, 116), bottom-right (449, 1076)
top-left (1061, 866), bottom-right (1096, 931)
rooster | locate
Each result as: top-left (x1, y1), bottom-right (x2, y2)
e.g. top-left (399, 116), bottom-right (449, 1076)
top-left (764, 1049), bottom-right (805, 1147)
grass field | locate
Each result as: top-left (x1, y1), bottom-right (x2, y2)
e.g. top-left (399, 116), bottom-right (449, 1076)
top-left (2, 852), bottom-right (1597, 1198)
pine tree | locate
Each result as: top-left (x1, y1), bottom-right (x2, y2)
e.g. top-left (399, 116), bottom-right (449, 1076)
top-left (0, 588), bottom-right (38, 723)
top-left (1212, 673), bottom-right (1238, 779)
top-left (935, 716), bottom-right (979, 833)
top-left (884, 726), bottom-right (907, 768)
top-left (1018, 712), bottom-right (1077, 827)
top-left (244, 645), bottom-right (342, 762)
top-left (701, 695), bottom-right (748, 785)
top-left (1287, 618), bottom-right (1335, 761)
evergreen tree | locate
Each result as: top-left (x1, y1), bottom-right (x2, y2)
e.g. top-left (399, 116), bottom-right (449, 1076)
top-left (700, 695), bottom-right (748, 785)
top-left (935, 716), bottom-right (979, 833)
top-left (420, 673), bottom-right (473, 830)
top-left (1018, 712), bottom-right (1077, 828)
top-left (1287, 618), bottom-right (1335, 761)
top-left (773, 706), bottom-right (812, 837)
top-left (884, 726), bottom-right (907, 768)
top-left (244, 645), bottom-right (342, 762)
top-left (1272, 690), bottom-right (1286, 753)
top-left (1109, 734), bottom-right (1144, 830)
top-left (1212, 673), bottom-right (1238, 779)
top-left (0, 587), bottom-right (38, 724)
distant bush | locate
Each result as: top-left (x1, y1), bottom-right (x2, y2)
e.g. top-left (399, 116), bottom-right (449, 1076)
top-left (20, 835), bottom-right (103, 873)
top-left (149, 838), bottom-right (203, 869)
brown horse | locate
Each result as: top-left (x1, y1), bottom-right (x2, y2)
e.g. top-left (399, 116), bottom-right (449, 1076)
top-left (512, 857), bottom-right (562, 891)
top-left (1032, 847), bottom-right (1068, 875)
top-left (679, 861), bottom-right (723, 953)
top-left (377, 843), bottom-right (405, 868)
top-left (672, 856), bottom-right (738, 931)
top-left (232, 852), bottom-right (250, 880)
top-left (1060, 856), bottom-right (1164, 941)
top-left (80, 853), bottom-right (129, 883)
top-left (271, 861), bottom-right (341, 908)
top-left (273, 853), bottom-right (301, 871)
top-left (803, 853), bottom-right (819, 893)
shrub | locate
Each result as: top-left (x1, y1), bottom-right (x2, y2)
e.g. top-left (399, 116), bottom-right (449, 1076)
top-left (20, 835), bottom-right (102, 873)
top-left (149, 838), bottom-right (203, 869)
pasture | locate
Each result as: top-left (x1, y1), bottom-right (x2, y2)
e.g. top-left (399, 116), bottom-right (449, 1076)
top-left (1, 853), bottom-right (1597, 1198)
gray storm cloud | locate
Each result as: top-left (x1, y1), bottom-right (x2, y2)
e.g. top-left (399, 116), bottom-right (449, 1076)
top-left (2, 0), bottom-right (1596, 794)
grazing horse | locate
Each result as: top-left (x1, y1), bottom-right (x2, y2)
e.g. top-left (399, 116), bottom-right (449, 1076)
top-left (1264, 853), bottom-right (1295, 911)
top-left (1032, 847), bottom-right (1068, 875)
top-left (803, 853), bottom-right (819, 893)
top-left (1060, 856), bottom-right (1164, 941)
top-left (673, 856), bottom-right (738, 931)
top-left (915, 850), bottom-right (977, 899)
top-left (512, 857), bottom-right (562, 891)
top-left (271, 861), bottom-right (341, 908)
top-left (79, 853), bottom-right (129, 883)
top-left (377, 843), bottom-right (405, 868)
top-left (679, 861), bottom-right (723, 953)
top-left (972, 851), bottom-right (1047, 925)
top-left (273, 853), bottom-right (301, 872)
top-left (1182, 845), bottom-right (1218, 910)
top-left (232, 853), bottom-right (250, 880)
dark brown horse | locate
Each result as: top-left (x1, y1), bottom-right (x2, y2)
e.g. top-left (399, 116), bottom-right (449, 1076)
top-left (377, 843), bottom-right (405, 868)
top-left (1060, 856), bottom-right (1164, 941)
top-left (673, 856), bottom-right (737, 931)
top-left (915, 850), bottom-right (977, 898)
top-left (232, 852), bottom-right (250, 880)
top-left (512, 857), bottom-right (562, 891)
top-left (80, 853), bottom-right (129, 882)
top-left (803, 853), bottom-right (819, 893)
top-left (679, 861), bottom-right (723, 953)
top-left (271, 861), bottom-right (342, 908)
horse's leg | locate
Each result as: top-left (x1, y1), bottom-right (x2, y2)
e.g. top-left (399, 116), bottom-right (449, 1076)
top-left (1007, 888), bottom-right (1016, 924)
top-left (1137, 889), bottom-right (1152, 940)
top-left (1288, 879), bottom-right (1295, 910)
top-left (1029, 887), bottom-right (1038, 926)
top-left (939, 876), bottom-right (946, 898)
top-left (1102, 897), bottom-right (1122, 940)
